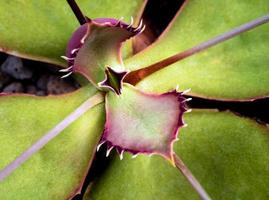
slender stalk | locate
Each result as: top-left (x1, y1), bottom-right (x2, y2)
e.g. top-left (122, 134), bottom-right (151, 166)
top-left (67, 0), bottom-right (88, 25)
top-left (126, 14), bottom-right (269, 84)
top-left (173, 153), bottom-right (211, 200)
top-left (0, 93), bottom-right (104, 182)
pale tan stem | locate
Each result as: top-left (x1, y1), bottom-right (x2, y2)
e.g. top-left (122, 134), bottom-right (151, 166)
top-left (126, 14), bottom-right (269, 84)
top-left (174, 153), bottom-right (212, 200)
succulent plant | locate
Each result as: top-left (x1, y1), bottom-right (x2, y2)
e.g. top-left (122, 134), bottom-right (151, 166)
top-left (0, 0), bottom-right (268, 200)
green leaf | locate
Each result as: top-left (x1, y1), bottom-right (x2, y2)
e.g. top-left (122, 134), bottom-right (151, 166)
top-left (0, 87), bottom-right (105, 199)
top-left (125, 0), bottom-right (269, 100)
top-left (0, 0), bottom-right (145, 66)
top-left (85, 110), bottom-right (269, 200)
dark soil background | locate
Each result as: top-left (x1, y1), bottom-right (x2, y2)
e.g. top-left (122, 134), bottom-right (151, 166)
top-left (0, 53), bottom-right (79, 95)
top-left (0, 0), bottom-right (268, 199)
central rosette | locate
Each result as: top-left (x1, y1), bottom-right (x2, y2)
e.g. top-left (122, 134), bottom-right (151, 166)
top-left (63, 18), bottom-right (145, 94)
top-left (61, 17), bottom-right (188, 164)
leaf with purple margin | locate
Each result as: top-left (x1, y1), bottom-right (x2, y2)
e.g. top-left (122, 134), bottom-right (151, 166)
top-left (100, 83), bottom-right (187, 162)
top-left (66, 19), bottom-right (144, 93)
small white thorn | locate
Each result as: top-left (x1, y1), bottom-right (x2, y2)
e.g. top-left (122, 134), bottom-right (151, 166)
top-left (103, 22), bottom-right (112, 26)
top-left (119, 151), bottom-right (124, 160)
top-left (138, 24), bottom-right (146, 34)
top-left (182, 124), bottom-right (188, 128)
top-left (80, 32), bottom-right (88, 44)
top-left (59, 66), bottom-right (73, 73)
top-left (117, 17), bottom-right (124, 26)
top-left (132, 154), bottom-right (138, 159)
top-left (61, 71), bottom-right (72, 79)
top-left (60, 56), bottom-right (75, 61)
top-left (96, 141), bottom-right (105, 152)
top-left (106, 146), bottom-right (113, 157)
top-left (183, 98), bottom-right (192, 102)
top-left (134, 19), bottom-right (143, 31)
top-left (127, 16), bottom-right (134, 28)
top-left (182, 88), bottom-right (191, 95)
top-left (185, 109), bottom-right (192, 113)
top-left (71, 48), bottom-right (79, 54)
top-left (176, 85), bottom-right (179, 91)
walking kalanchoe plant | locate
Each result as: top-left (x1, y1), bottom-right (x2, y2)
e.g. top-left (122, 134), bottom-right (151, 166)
top-left (1, 0), bottom-right (197, 195)
top-left (0, 0), bottom-right (269, 199)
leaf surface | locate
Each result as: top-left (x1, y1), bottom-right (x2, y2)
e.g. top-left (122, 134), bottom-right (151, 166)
top-left (85, 110), bottom-right (269, 200)
top-left (101, 84), bottom-right (186, 161)
top-left (70, 20), bottom-right (143, 92)
top-left (125, 0), bottom-right (269, 100)
top-left (0, 87), bottom-right (105, 199)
